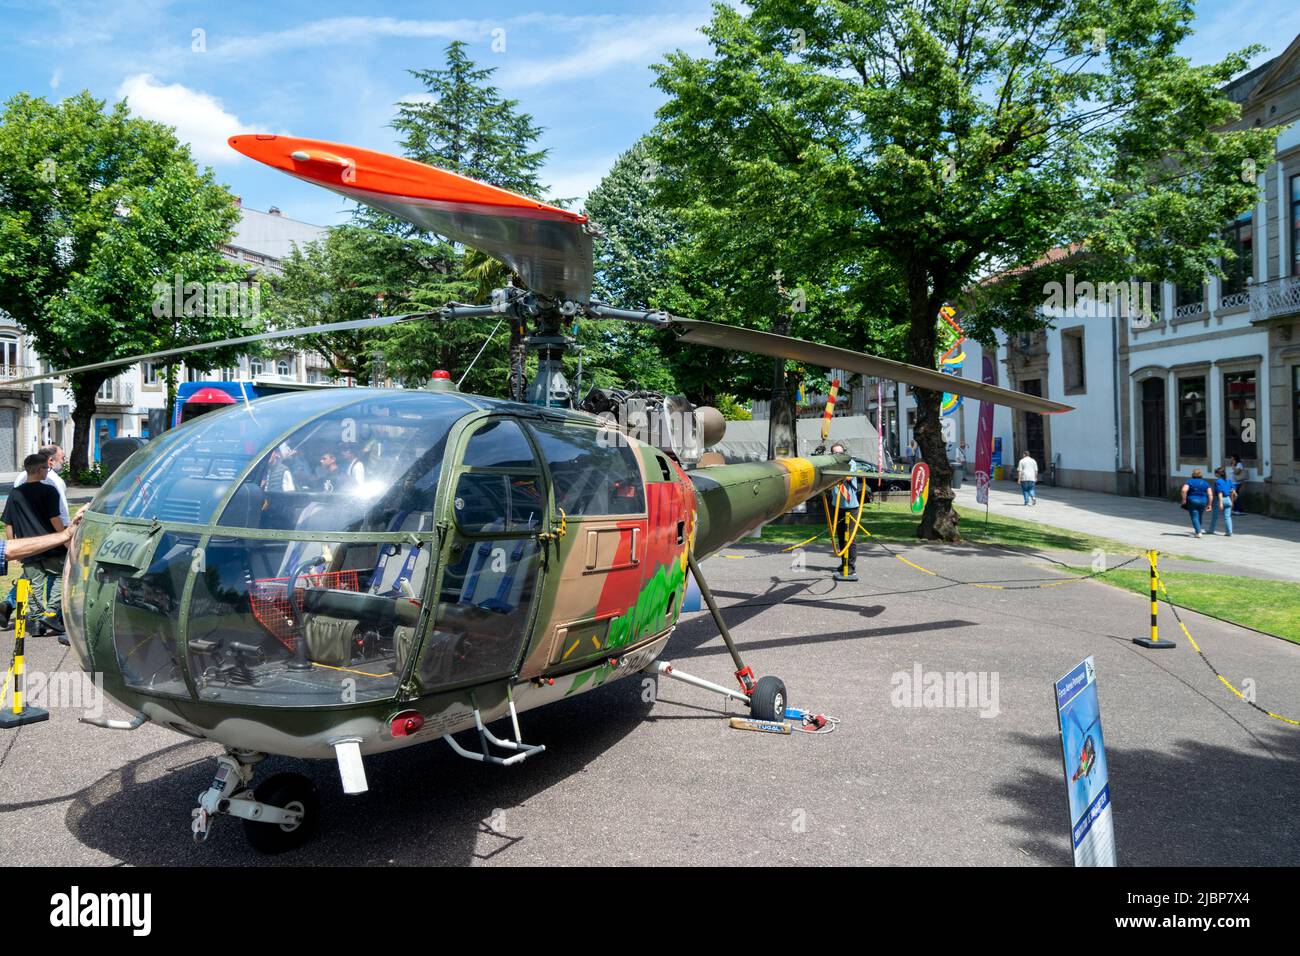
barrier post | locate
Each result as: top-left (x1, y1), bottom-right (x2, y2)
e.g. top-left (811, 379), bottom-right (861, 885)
top-left (1133, 550), bottom-right (1176, 649)
top-left (1, 579), bottom-right (50, 727)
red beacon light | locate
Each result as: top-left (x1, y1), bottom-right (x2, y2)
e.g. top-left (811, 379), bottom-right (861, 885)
top-left (426, 369), bottom-right (456, 392)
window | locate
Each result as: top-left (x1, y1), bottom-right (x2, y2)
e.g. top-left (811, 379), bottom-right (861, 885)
top-left (1221, 213), bottom-right (1253, 303)
top-left (143, 362), bottom-right (159, 385)
top-left (1293, 366), bottom-right (1300, 461)
top-left (97, 379), bottom-right (114, 401)
top-left (527, 420), bottom-right (645, 516)
top-left (1177, 376), bottom-right (1207, 459)
top-left (1223, 370), bottom-right (1258, 462)
top-left (1061, 328), bottom-right (1086, 394)
top-left (277, 359), bottom-right (291, 378)
top-left (250, 359), bottom-right (264, 377)
top-left (0, 334), bottom-right (19, 374)
top-left (222, 367), bottom-right (238, 382)
top-left (1292, 175), bottom-right (1300, 277)
top-left (1175, 281), bottom-right (1203, 314)
top-left (187, 365), bottom-right (207, 382)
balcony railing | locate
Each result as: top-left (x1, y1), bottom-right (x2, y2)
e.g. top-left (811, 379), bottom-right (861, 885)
top-left (1173, 300), bottom-right (1205, 320)
top-left (1250, 275), bottom-right (1300, 322)
top-left (0, 364), bottom-right (33, 383)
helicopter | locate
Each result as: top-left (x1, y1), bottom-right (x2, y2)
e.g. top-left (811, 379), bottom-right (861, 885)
top-left (12, 135), bottom-right (1072, 852)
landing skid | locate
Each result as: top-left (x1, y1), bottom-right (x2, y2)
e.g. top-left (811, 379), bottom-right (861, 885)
top-left (443, 689), bottom-right (546, 767)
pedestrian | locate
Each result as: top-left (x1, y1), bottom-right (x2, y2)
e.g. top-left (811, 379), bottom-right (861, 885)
top-left (1207, 466), bottom-right (1235, 536)
top-left (0, 506), bottom-right (83, 630)
top-left (953, 441), bottom-right (967, 489)
top-left (828, 441), bottom-right (862, 577)
top-left (1180, 468), bottom-right (1213, 538)
top-left (1230, 455), bottom-right (1247, 514)
top-left (14, 443), bottom-right (70, 526)
top-left (1017, 451), bottom-right (1039, 505)
top-left (1, 453), bottom-right (68, 634)
top-left (905, 438), bottom-right (918, 468)
top-left (6, 443), bottom-right (71, 616)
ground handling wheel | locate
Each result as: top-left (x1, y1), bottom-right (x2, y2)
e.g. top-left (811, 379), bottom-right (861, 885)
top-left (748, 676), bottom-right (787, 721)
top-left (242, 772), bottom-right (320, 854)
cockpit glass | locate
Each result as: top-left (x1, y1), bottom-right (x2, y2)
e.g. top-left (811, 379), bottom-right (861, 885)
top-left (109, 392), bottom-right (338, 524)
top-left (217, 393), bottom-right (468, 532)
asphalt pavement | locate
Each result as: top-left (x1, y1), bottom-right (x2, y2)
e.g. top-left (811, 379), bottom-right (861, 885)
top-left (1, 539), bottom-right (1297, 866)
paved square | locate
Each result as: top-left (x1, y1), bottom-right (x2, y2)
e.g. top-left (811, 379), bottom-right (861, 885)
top-left (1, 541), bottom-right (1296, 866)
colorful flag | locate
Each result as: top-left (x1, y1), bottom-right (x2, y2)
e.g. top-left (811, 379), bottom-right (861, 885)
top-left (975, 355), bottom-right (996, 505)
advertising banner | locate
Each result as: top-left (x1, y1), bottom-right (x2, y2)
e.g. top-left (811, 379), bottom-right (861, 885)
top-left (975, 355), bottom-right (996, 505)
top-left (1054, 657), bottom-right (1117, 867)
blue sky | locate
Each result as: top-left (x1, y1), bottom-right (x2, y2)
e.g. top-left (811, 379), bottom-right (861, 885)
top-left (2, 0), bottom-right (1297, 227)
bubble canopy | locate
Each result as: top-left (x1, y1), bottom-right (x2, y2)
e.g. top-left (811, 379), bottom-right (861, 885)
top-left (95, 389), bottom-right (476, 531)
top-left (81, 388), bottom-right (500, 708)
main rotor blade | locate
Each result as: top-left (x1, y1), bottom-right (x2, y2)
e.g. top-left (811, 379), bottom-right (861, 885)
top-left (668, 319), bottom-right (1073, 415)
top-left (229, 135), bottom-right (594, 303)
top-left (0, 312), bottom-right (432, 387)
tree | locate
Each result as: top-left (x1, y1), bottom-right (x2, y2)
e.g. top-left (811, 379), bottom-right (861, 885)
top-left (0, 91), bottom-right (248, 471)
top-left (394, 41), bottom-right (548, 197)
top-left (651, 0), bottom-right (1275, 540)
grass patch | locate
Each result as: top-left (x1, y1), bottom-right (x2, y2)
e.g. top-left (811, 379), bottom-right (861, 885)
top-left (754, 500), bottom-right (1171, 558)
top-left (1066, 567), bottom-right (1300, 644)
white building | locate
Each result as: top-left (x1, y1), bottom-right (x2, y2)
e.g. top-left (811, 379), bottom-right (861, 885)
top-left (0, 202), bottom-right (328, 468)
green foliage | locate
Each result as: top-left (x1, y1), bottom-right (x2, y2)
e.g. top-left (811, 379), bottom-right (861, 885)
top-left (0, 90), bottom-right (247, 470)
top-left (651, 0), bottom-right (1277, 537)
top-left (394, 41), bottom-right (548, 197)
top-left (715, 394), bottom-right (752, 420)
top-left (72, 464), bottom-right (106, 487)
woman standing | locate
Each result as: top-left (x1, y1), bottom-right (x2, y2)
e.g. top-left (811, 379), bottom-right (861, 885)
top-left (1181, 469), bottom-right (1213, 538)
top-left (1208, 467), bottom-right (1235, 536)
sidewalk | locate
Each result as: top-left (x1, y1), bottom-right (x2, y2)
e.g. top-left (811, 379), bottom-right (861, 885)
top-left (955, 480), bottom-right (1300, 581)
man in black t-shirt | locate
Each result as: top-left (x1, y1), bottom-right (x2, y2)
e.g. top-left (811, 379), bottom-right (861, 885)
top-left (2, 453), bottom-right (67, 633)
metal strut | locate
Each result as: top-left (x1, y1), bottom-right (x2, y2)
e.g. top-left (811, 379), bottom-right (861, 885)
top-left (686, 551), bottom-right (756, 694)
top-left (443, 687), bottom-right (546, 767)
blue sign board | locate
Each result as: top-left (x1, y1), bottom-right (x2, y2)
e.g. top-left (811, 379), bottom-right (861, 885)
top-left (1054, 656), bottom-right (1116, 866)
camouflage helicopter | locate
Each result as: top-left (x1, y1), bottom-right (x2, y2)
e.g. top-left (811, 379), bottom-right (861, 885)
top-left (17, 136), bottom-right (1070, 852)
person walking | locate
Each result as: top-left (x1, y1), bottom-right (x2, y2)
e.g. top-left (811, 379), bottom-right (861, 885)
top-left (905, 438), bottom-right (918, 469)
top-left (1230, 455), bottom-right (1247, 514)
top-left (953, 441), bottom-right (967, 490)
top-left (1017, 451), bottom-right (1039, 505)
top-left (1207, 466), bottom-right (1236, 536)
top-left (1180, 468), bottom-right (1213, 538)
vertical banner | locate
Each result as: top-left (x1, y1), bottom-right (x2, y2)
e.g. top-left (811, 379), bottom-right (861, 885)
top-left (876, 379), bottom-right (884, 477)
top-left (821, 379), bottom-right (840, 441)
top-left (1055, 657), bottom-right (1117, 867)
top-left (975, 355), bottom-right (996, 506)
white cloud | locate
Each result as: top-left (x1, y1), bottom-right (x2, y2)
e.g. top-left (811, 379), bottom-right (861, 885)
top-left (116, 74), bottom-right (269, 165)
top-left (546, 154), bottom-right (620, 207)
top-left (495, 15), bottom-right (710, 88)
top-left (206, 17), bottom-right (490, 60)
top-left (50, 68), bottom-right (62, 89)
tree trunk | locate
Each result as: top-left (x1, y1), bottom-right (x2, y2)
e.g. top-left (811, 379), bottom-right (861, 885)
top-left (68, 373), bottom-right (108, 476)
top-left (906, 275), bottom-right (960, 542)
